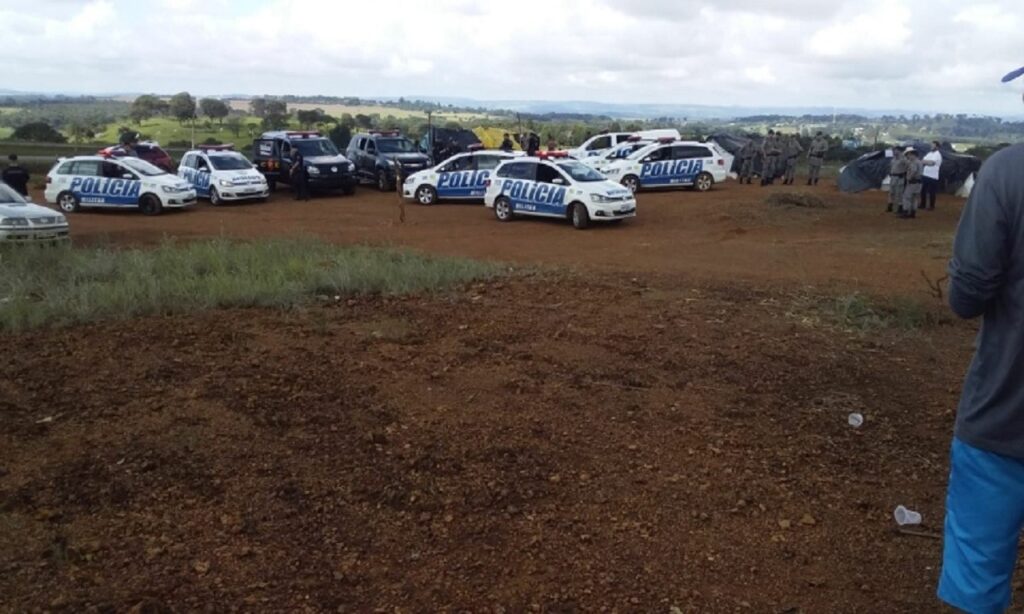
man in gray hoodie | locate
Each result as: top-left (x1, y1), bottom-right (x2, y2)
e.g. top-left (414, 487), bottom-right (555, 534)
top-left (938, 64), bottom-right (1024, 613)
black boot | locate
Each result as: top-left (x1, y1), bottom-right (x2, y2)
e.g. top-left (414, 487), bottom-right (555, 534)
top-left (807, 179), bottom-right (813, 186)
top-left (887, 205), bottom-right (893, 212)
top-left (814, 179), bottom-right (819, 185)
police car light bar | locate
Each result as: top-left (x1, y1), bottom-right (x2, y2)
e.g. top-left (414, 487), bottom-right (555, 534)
top-left (198, 143), bottom-right (235, 151)
top-left (536, 151), bottom-right (570, 159)
top-left (285, 131), bottom-right (320, 138)
top-left (369, 130), bottom-right (401, 136)
top-left (466, 144), bottom-right (484, 152)
top-left (657, 137), bottom-right (678, 144)
top-left (626, 135), bottom-right (644, 142)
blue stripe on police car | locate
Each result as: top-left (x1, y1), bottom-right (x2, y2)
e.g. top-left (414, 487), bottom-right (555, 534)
top-left (641, 159), bottom-right (705, 186)
top-left (499, 179), bottom-right (568, 213)
top-left (437, 170), bottom-right (491, 197)
top-left (70, 177), bottom-right (142, 204)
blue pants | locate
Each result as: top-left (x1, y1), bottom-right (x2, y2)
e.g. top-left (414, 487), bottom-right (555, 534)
top-left (939, 438), bottom-right (1024, 613)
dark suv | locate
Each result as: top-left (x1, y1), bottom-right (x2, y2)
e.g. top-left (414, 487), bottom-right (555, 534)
top-left (98, 141), bottom-right (175, 172)
top-left (252, 131), bottom-right (357, 195)
top-left (346, 131), bottom-right (431, 191)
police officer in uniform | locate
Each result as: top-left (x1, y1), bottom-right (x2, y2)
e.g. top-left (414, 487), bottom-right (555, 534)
top-left (807, 132), bottom-right (828, 186)
top-left (901, 149), bottom-right (923, 219)
top-left (290, 151), bottom-right (310, 201)
top-left (760, 130), bottom-right (782, 186)
top-left (500, 133), bottom-right (514, 152)
top-left (783, 135), bottom-right (803, 185)
top-left (737, 139), bottom-right (756, 184)
top-left (888, 145), bottom-right (908, 213)
top-left (2, 154), bottom-right (31, 197)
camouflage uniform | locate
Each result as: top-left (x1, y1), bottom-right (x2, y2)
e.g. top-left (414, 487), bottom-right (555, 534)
top-left (761, 134), bottom-right (782, 186)
top-left (737, 140), bottom-right (756, 184)
top-left (783, 137), bottom-right (803, 185)
top-left (807, 135), bottom-right (828, 185)
top-left (902, 155), bottom-right (924, 218)
top-left (888, 150), bottom-right (908, 213)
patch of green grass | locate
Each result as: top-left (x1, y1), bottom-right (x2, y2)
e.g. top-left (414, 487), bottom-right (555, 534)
top-left (825, 293), bottom-right (937, 332)
top-left (0, 239), bottom-right (499, 331)
top-left (94, 117), bottom-right (259, 148)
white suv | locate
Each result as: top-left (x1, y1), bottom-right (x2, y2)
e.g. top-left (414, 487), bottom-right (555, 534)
top-left (45, 156), bottom-right (196, 215)
top-left (483, 153), bottom-right (636, 229)
top-left (600, 139), bottom-right (728, 193)
top-left (568, 129), bottom-right (680, 160)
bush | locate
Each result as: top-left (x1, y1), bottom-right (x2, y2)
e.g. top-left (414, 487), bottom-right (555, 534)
top-left (0, 239), bottom-right (500, 331)
top-left (11, 122), bottom-right (66, 143)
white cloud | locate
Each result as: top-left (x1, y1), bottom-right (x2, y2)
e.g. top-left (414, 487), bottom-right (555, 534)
top-left (0, 0), bottom-right (1021, 116)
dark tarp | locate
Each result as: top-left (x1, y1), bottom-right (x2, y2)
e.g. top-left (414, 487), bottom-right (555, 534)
top-left (710, 132), bottom-right (782, 179)
top-left (837, 142), bottom-right (981, 194)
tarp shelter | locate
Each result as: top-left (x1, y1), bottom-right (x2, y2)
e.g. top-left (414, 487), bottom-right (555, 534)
top-left (420, 127), bottom-right (482, 162)
top-left (837, 142), bottom-right (981, 195)
top-left (710, 133), bottom-right (783, 180)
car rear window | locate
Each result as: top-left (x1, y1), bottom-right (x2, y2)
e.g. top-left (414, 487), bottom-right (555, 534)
top-left (70, 160), bottom-right (101, 176)
top-left (496, 162), bottom-right (535, 180)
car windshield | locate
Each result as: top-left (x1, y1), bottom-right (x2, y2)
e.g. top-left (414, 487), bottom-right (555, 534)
top-left (293, 139), bottom-right (340, 157)
top-left (209, 154), bottom-right (253, 171)
top-left (627, 145), bottom-right (659, 161)
top-left (0, 182), bottom-right (27, 204)
top-left (119, 157), bottom-right (166, 176)
top-left (377, 138), bottom-right (416, 154)
top-left (557, 161), bottom-right (605, 182)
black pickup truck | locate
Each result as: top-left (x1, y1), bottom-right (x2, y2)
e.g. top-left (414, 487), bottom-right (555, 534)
top-left (345, 131), bottom-right (431, 191)
top-left (252, 131), bottom-right (357, 195)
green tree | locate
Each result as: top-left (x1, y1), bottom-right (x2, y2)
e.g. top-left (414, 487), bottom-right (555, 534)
top-left (11, 122), bottom-right (66, 143)
top-left (168, 92), bottom-right (197, 124)
top-left (296, 108), bottom-right (326, 129)
top-left (354, 114), bottom-right (373, 129)
top-left (67, 123), bottom-right (96, 144)
top-left (199, 98), bottom-right (230, 124)
top-left (225, 116), bottom-right (244, 138)
top-left (328, 124), bottom-right (352, 150)
top-left (130, 94), bottom-right (168, 123)
top-left (249, 97), bottom-right (268, 118)
top-left (261, 100), bottom-right (289, 130)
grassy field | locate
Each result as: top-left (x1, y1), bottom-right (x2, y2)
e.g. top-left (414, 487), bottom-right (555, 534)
top-left (0, 239), bottom-right (499, 331)
top-left (94, 117), bottom-right (261, 147)
top-left (226, 100), bottom-right (493, 122)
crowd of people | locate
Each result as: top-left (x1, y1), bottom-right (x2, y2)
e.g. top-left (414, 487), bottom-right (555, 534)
top-left (734, 130), bottom-right (831, 187)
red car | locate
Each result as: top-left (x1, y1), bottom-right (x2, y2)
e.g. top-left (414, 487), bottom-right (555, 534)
top-left (98, 142), bottom-right (175, 172)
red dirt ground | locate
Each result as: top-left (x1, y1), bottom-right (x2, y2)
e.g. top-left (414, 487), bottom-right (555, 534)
top-left (2, 181), bottom-right (984, 612)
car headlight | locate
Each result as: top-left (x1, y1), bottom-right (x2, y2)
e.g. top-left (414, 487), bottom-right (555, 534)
top-left (218, 179), bottom-right (233, 187)
top-left (161, 185), bottom-right (186, 194)
top-left (604, 168), bottom-right (621, 175)
top-left (387, 159), bottom-right (399, 167)
top-left (347, 162), bottom-right (355, 172)
top-left (307, 165), bottom-right (320, 175)
top-left (590, 194), bottom-right (612, 203)
top-left (404, 175), bottom-right (416, 185)
top-left (54, 214), bottom-right (66, 224)
top-left (0, 217), bottom-right (28, 227)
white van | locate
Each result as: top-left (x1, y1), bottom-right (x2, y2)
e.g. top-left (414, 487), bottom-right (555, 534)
top-left (568, 129), bottom-right (681, 160)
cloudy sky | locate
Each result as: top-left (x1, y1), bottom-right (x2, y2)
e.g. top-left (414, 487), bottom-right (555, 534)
top-left (1, 0), bottom-right (1022, 116)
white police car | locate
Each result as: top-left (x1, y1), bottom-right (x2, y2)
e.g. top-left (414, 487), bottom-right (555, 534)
top-left (568, 129), bottom-right (680, 160)
top-left (402, 148), bottom-right (522, 205)
top-left (0, 181), bottom-right (69, 243)
top-left (178, 145), bottom-right (269, 205)
top-left (600, 139), bottom-right (728, 193)
top-left (484, 152), bottom-right (636, 229)
top-left (579, 137), bottom-right (654, 172)
top-left (45, 156), bottom-right (196, 216)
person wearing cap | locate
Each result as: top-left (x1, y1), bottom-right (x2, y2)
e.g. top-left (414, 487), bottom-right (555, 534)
top-left (737, 138), bottom-right (756, 185)
top-left (760, 130), bottom-right (782, 186)
top-left (2, 154), bottom-right (30, 197)
top-left (782, 135), bottom-right (803, 185)
top-left (499, 133), bottom-right (514, 152)
top-left (887, 146), bottom-right (907, 213)
top-left (807, 132), bottom-right (828, 186)
top-left (900, 149), bottom-right (923, 219)
top-left (290, 151), bottom-right (309, 201)
top-left (937, 64), bottom-right (1024, 614)
top-left (921, 141), bottom-right (943, 211)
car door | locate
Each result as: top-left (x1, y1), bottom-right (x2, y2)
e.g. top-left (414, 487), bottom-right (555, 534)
top-left (638, 145), bottom-right (674, 187)
top-left (533, 163), bottom-right (571, 216)
top-left (67, 160), bottom-right (104, 204)
top-left (496, 162), bottom-right (538, 213)
top-left (362, 138), bottom-right (378, 176)
top-left (473, 154), bottom-right (506, 198)
top-left (179, 153), bottom-right (198, 193)
top-left (670, 145), bottom-right (711, 186)
top-left (193, 154), bottom-right (213, 197)
top-left (435, 154), bottom-right (476, 198)
top-left (100, 160), bottom-right (141, 206)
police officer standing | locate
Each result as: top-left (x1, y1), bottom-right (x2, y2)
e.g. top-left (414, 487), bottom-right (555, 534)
top-left (737, 138), bottom-right (756, 184)
top-left (888, 145), bottom-right (907, 213)
top-left (290, 151), bottom-right (310, 201)
top-left (807, 132), bottom-right (828, 186)
top-left (2, 154), bottom-right (31, 197)
top-left (783, 135), bottom-right (803, 185)
top-left (760, 130), bottom-right (782, 186)
top-left (901, 149), bottom-right (923, 219)
top-left (500, 133), bottom-right (514, 152)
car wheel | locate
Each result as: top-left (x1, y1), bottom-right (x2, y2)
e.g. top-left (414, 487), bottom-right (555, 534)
top-left (571, 202), bottom-right (590, 230)
top-left (695, 172), bottom-right (714, 192)
top-left (377, 171), bottom-right (391, 192)
top-left (210, 187), bottom-right (222, 206)
top-left (57, 191), bottom-right (80, 213)
top-left (415, 185), bottom-right (437, 206)
top-left (139, 194), bottom-right (163, 216)
top-left (622, 175), bottom-right (640, 194)
top-left (494, 197), bottom-right (513, 222)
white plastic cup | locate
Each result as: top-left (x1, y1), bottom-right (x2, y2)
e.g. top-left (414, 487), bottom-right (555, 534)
top-left (848, 413), bottom-right (865, 428)
top-left (894, 505), bottom-right (923, 526)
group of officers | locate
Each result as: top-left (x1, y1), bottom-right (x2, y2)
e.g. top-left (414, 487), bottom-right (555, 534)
top-left (886, 141), bottom-right (942, 220)
top-left (735, 130), bottom-right (830, 187)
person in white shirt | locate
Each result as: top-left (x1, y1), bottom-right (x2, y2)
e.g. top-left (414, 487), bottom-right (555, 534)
top-left (921, 140), bottom-right (943, 211)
